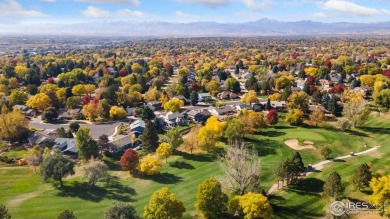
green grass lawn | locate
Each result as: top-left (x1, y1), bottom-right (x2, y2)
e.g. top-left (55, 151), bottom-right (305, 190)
top-left (1, 146), bottom-right (28, 159)
top-left (270, 113), bottom-right (390, 219)
top-left (0, 114), bottom-right (387, 218)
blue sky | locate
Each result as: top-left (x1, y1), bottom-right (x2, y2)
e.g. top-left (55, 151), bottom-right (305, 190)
top-left (1, 0), bottom-right (390, 24)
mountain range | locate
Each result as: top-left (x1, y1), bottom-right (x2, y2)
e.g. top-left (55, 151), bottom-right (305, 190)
top-left (3, 18), bottom-right (390, 36)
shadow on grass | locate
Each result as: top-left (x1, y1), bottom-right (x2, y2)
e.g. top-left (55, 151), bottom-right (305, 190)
top-left (269, 195), bottom-right (325, 219)
top-left (57, 178), bottom-right (136, 202)
top-left (145, 172), bottom-right (183, 184)
top-left (174, 150), bottom-right (216, 162)
top-left (169, 161), bottom-right (195, 169)
top-left (360, 127), bottom-right (390, 135)
top-left (332, 159), bottom-right (346, 162)
top-left (344, 129), bottom-right (369, 137)
top-left (285, 178), bottom-right (324, 197)
top-left (273, 125), bottom-right (296, 130)
top-left (260, 130), bottom-right (286, 137)
top-left (245, 138), bottom-right (278, 156)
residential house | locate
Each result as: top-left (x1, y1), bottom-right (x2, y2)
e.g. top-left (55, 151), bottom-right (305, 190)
top-left (53, 138), bottom-right (77, 155)
top-left (308, 105), bottom-right (329, 114)
top-left (241, 72), bottom-right (253, 79)
top-left (208, 106), bottom-right (236, 117)
top-left (13, 105), bottom-right (37, 117)
top-left (187, 109), bottom-right (211, 123)
top-left (217, 91), bottom-right (238, 100)
top-left (125, 107), bottom-right (136, 116)
top-left (235, 104), bottom-right (252, 111)
top-left (174, 95), bottom-right (188, 103)
top-left (271, 101), bottom-right (287, 111)
top-left (198, 93), bottom-right (212, 102)
top-left (108, 135), bottom-right (133, 153)
top-left (130, 119), bottom-right (145, 137)
top-left (146, 101), bottom-right (162, 111)
top-left (28, 130), bottom-right (56, 146)
top-left (160, 112), bottom-right (188, 128)
top-left (58, 110), bottom-right (72, 120)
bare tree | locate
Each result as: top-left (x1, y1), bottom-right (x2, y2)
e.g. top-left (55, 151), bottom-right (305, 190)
top-left (183, 125), bottom-right (200, 154)
top-left (218, 143), bottom-right (261, 195)
top-left (342, 99), bottom-right (369, 128)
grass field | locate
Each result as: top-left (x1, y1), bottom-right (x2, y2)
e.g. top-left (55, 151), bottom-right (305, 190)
top-left (270, 113), bottom-right (390, 219)
top-left (0, 114), bottom-right (387, 218)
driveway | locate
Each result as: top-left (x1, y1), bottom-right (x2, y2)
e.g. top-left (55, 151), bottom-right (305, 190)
top-left (29, 117), bottom-right (127, 139)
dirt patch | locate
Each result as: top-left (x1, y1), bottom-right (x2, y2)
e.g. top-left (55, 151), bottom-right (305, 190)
top-left (7, 190), bottom-right (44, 207)
top-left (284, 139), bottom-right (315, 150)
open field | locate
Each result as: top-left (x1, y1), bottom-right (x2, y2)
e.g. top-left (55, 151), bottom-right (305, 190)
top-left (0, 115), bottom-right (387, 218)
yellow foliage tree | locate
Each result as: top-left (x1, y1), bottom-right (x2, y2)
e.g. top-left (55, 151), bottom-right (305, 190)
top-left (84, 84), bottom-right (96, 95)
top-left (197, 116), bottom-right (224, 152)
top-left (82, 101), bottom-right (99, 121)
top-left (275, 75), bottom-right (294, 90)
top-left (241, 90), bottom-right (259, 104)
top-left (14, 65), bottom-right (27, 76)
top-left (143, 187), bottom-right (186, 219)
top-left (0, 107), bottom-right (29, 140)
top-left (144, 87), bottom-right (161, 101)
top-left (139, 154), bottom-right (162, 175)
top-left (163, 98), bottom-right (184, 112)
top-left (360, 75), bottom-right (375, 87)
top-left (109, 106), bottom-right (127, 120)
top-left (39, 84), bottom-right (58, 93)
top-left (26, 93), bottom-right (51, 112)
top-left (269, 93), bottom-right (281, 101)
top-left (304, 67), bottom-right (319, 77)
top-left (369, 176), bottom-right (390, 216)
top-left (56, 88), bottom-right (67, 104)
top-left (72, 84), bottom-right (86, 96)
top-left (229, 192), bottom-right (272, 219)
top-left (156, 142), bottom-right (172, 162)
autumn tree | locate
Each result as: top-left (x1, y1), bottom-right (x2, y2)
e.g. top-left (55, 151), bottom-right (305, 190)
top-left (58, 210), bottom-right (77, 219)
top-left (163, 98), bottom-right (184, 112)
top-left (205, 80), bottom-right (220, 96)
top-left (0, 204), bottom-right (11, 219)
top-left (275, 75), bottom-right (294, 90)
top-left (320, 147), bottom-right (332, 159)
top-left (373, 89), bottom-right (390, 109)
top-left (139, 154), bottom-right (162, 175)
top-left (309, 107), bottom-right (324, 126)
top-left (224, 118), bottom-right (245, 143)
top-left (76, 127), bottom-right (98, 160)
top-left (225, 78), bottom-right (240, 93)
top-left (120, 149), bottom-right (139, 175)
top-left (183, 124), bottom-right (201, 154)
top-left (285, 109), bottom-right (304, 125)
top-left (82, 159), bottom-right (110, 188)
top-left (229, 193), bottom-right (272, 219)
top-left (25, 145), bottom-right (43, 173)
top-left (0, 107), bottom-right (29, 141)
top-left (156, 142), bottom-right (172, 162)
top-left (287, 91), bottom-right (309, 112)
top-left (266, 109), bottom-right (278, 126)
top-left (27, 93), bottom-right (51, 112)
top-left (269, 93), bottom-right (281, 101)
top-left (9, 90), bottom-right (28, 106)
top-left (195, 177), bottom-right (228, 219)
top-left (353, 163), bottom-right (372, 191)
top-left (109, 106), bottom-right (127, 120)
top-left (218, 143), bottom-right (261, 195)
top-left (164, 129), bottom-right (183, 150)
top-left (82, 101), bottom-right (99, 121)
top-left (197, 116), bottom-right (224, 152)
top-left (140, 121), bottom-right (159, 151)
top-left (143, 187), bottom-right (186, 219)
top-left (369, 176), bottom-right (390, 217)
top-left (323, 172), bottom-right (344, 197)
top-left (342, 98), bottom-right (370, 128)
top-left (40, 150), bottom-right (75, 187)
top-left (241, 90), bottom-right (259, 104)
top-left (103, 201), bottom-right (139, 219)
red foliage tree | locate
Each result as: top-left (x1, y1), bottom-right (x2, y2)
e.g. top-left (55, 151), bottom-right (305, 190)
top-left (82, 95), bottom-right (90, 105)
top-left (191, 82), bottom-right (201, 91)
top-left (329, 84), bottom-right (346, 94)
top-left (324, 60), bottom-right (332, 69)
top-left (119, 69), bottom-right (127, 77)
top-left (267, 109), bottom-right (279, 126)
top-left (383, 69), bottom-right (390, 78)
top-left (120, 149), bottom-right (139, 174)
top-left (306, 76), bottom-right (316, 85)
top-left (47, 77), bottom-right (55, 84)
top-left (309, 85), bottom-right (317, 94)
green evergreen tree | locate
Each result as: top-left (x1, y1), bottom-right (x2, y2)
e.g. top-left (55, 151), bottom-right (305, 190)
top-left (76, 127), bottom-right (98, 160)
top-left (352, 163), bottom-right (372, 191)
top-left (323, 172), bottom-right (344, 197)
top-left (190, 91), bottom-right (199, 106)
top-left (140, 121), bottom-right (159, 151)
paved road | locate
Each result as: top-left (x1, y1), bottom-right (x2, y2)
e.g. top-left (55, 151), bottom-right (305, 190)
top-left (29, 117), bottom-right (126, 139)
top-left (266, 146), bottom-right (380, 195)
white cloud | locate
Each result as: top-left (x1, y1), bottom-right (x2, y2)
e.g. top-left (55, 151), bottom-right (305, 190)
top-left (117, 9), bottom-right (149, 18)
top-left (319, 0), bottom-right (381, 16)
top-left (82, 6), bottom-right (150, 19)
top-left (40, 0), bottom-right (56, 2)
top-left (313, 12), bottom-right (327, 18)
top-left (77, 0), bottom-right (141, 6)
top-left (82, 6), bottom-right (111, 18)
top-left (175, 11), bottom-right (201, 21)
top-left (0, 0), bottom-right (48, 17)
top-left (176, 0), bottom-right (272, 10)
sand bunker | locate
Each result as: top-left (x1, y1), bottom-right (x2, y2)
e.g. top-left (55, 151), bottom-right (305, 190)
top-left (284, 139), bottom-right (315, 150)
